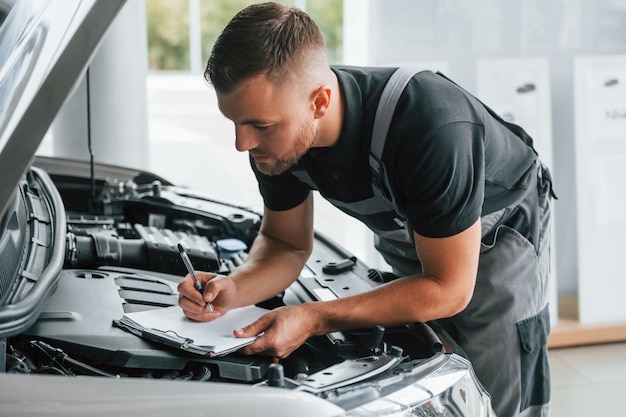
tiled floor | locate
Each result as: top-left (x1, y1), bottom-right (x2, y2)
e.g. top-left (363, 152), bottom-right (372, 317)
top-left (550, 342), bottom-right (626, 417)
top-left (144, 73), bottom-right (626, 417)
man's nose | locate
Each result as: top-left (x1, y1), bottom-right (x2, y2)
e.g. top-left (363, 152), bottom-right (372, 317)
top-left (234, 125), bottom-right (258, 152)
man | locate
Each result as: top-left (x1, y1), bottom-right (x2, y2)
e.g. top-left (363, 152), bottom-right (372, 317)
top-left (178, 3), bottom-right (555, 416)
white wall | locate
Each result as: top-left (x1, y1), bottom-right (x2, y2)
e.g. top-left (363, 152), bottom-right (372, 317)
top-left (51, 0), bottom-right (149, 170)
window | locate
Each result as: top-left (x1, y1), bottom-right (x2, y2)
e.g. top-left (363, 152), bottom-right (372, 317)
top-left (146, 0), bottom-right (343, 72)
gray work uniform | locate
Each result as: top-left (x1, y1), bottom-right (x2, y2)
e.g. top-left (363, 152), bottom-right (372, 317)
top-left (252, 67), bottom-right (555, 417)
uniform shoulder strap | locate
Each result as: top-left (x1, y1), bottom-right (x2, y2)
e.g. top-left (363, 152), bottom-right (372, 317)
top-left (369, 68), bottom-right (421, 217)
top-left (369, 68), bottom-right (419, 169)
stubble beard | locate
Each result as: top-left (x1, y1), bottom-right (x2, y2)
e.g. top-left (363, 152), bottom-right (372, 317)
top-left (254, 120), bottom-right (318, 176)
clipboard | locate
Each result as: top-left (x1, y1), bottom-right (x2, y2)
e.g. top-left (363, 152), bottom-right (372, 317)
top-left (113, 305), bottom-right (268, 357)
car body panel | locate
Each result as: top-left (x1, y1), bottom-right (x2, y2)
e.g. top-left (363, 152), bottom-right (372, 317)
top-left (0, 373), bottom-right (345, 417)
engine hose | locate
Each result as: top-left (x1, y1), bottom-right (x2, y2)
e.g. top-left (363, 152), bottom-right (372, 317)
top-left (31, 340), bottom-right (120, 378)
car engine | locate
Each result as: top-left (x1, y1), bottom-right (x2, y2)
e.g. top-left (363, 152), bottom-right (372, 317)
top-left (3, 157), bottom-right (444, 391)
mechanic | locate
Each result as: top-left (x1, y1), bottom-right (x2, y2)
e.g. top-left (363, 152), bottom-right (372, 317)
top-left (177, 3), bottom-right (555, 416)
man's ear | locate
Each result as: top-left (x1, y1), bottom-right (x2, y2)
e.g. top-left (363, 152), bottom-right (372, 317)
top-left (311, 85), bottom-right (332, 119)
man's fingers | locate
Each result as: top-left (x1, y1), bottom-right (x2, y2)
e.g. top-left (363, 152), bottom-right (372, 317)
top-left (178, 294), bottom-right (221, 320)
top-left (180, 280), bottom-right (206, 306)
top-left (182, 306), bottom-right (221, 322)
top-left (234, 314), bottom-right (289, 357)
top-left (234, 316), bottom-right (269, 338)
top-left (238, 334), bottom-right (278, 357)
top-left (178, 273), bottom-right (222, 305)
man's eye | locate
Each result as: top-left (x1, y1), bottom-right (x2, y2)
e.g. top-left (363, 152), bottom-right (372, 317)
top-left (254, 124), bottom-right (271, 131)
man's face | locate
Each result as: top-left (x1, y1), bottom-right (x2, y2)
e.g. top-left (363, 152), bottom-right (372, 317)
top-left (216, 74), bottom-right (319, 176)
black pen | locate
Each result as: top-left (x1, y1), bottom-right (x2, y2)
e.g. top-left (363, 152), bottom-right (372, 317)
top-left (177, 243), bottom-right (214, 313)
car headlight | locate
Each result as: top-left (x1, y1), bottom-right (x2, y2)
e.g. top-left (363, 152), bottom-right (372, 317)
top-left (344, 354), bottom-right (495, 417)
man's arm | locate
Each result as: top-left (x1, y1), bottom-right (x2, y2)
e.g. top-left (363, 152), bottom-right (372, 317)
top-left (316, 218), bottom-right (481, 330)
top-left (229, 192), bottom-right (315, 307)
top-left (177, 192), bottom-right (315, 319)
top-left (237, 218), bottom-right (481, 357)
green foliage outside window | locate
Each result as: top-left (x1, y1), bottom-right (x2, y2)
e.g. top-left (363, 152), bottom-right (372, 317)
top-left (146, 0), bottom-right (343, 71)
top-left (146, 0), bottom-right (191, 70)
top-left (306, 0), bottom-right (343, 64)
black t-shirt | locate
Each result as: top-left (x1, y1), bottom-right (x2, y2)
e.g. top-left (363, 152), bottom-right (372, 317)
top-left (252, 66), bottom-right (538, 238)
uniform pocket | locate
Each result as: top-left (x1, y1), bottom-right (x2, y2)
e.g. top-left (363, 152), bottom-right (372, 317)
top-left (516, 304), bottom-right (551, 411)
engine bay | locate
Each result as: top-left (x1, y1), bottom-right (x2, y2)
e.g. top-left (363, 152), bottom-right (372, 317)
top-left (3, 158), bottom-right (445, 391)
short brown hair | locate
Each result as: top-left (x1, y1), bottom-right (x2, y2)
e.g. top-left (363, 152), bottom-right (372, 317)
top-left (205, 2), bottom-right (327, 93)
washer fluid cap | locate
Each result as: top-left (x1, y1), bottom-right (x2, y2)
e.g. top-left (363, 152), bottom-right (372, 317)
top-left (215, 238), bottom-right (247, 254)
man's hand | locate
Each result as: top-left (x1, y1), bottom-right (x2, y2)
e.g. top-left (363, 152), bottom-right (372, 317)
top-left (177, 271), bottom-right (238, 321)
top-left (234, 304), bottom-right (319, 358)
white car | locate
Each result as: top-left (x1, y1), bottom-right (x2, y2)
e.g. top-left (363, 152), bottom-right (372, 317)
top-left (0, 1), bottom-right (494, 416)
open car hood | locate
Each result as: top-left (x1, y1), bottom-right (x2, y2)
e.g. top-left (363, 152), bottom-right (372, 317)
top-left (0, 0), bottom-right (125, 221)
